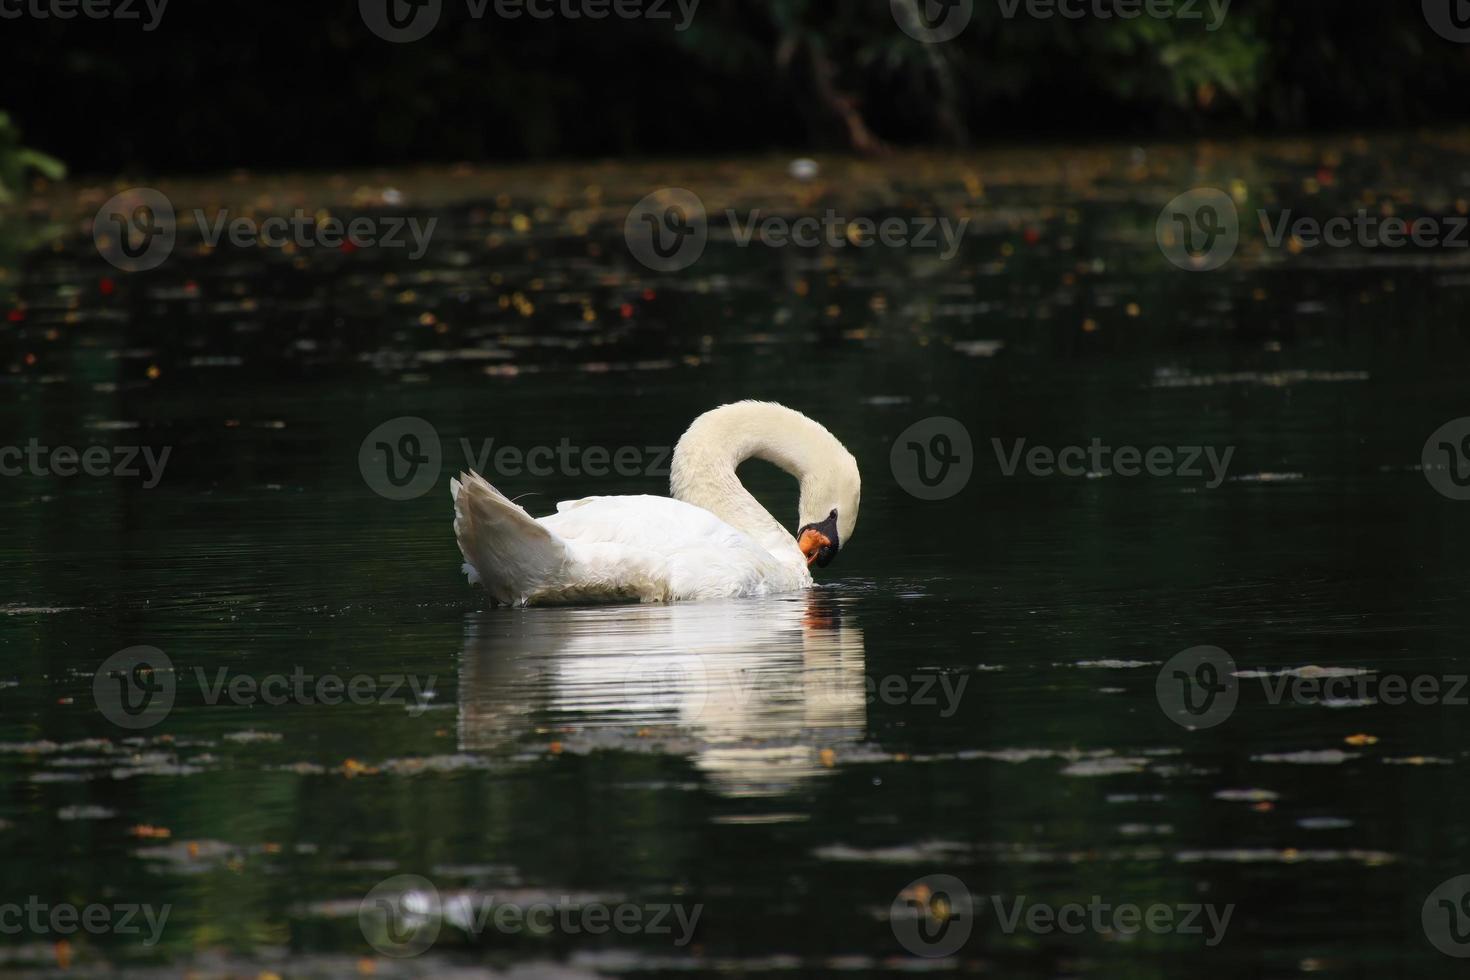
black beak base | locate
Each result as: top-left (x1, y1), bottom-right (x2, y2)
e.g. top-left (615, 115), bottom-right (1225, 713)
top-left (797, 509), bottom-right (840, 568)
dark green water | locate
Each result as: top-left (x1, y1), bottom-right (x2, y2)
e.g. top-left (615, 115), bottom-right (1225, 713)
top-left (3, 140), bottom-right (1470, 976)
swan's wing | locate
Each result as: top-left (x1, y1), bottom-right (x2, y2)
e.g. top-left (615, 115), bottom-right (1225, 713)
top-left (541, 495), bottom-right (750, 548)
top-left (540, 495), bottom-right (789, 599)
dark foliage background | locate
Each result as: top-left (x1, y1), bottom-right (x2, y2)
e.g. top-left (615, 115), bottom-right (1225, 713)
top-left (2, 0), bottom-right (1470, 177)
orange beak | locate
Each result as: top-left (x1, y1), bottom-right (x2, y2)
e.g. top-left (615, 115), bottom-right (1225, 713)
top-left (798, 528), bottom-right (831, 567)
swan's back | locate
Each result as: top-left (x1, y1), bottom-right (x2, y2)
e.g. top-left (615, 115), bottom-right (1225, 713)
top-left (541, 495), bottom-right (805, 602)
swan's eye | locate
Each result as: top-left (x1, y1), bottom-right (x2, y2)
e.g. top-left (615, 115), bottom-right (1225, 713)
top-left (797, 509), bottom-right (841, 568)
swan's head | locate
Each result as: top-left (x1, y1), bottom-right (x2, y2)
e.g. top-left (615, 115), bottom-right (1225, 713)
top-left (796, 446), bottom-right (860, 568)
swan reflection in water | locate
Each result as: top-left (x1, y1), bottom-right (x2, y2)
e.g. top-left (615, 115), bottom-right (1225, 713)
top-left (458, 592), bottom-right (866, 797)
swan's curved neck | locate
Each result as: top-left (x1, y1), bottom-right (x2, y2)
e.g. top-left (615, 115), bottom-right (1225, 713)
top-left (670, 401), bottom-right (835, 561)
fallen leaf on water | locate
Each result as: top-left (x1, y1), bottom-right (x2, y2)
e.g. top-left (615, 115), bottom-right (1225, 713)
top-left (1214, 789), bottom-right (1279, 803)
top-left (1344, 734), bottom-right (1378, 746)
top-left (129, 824), bottom-right (171, 839)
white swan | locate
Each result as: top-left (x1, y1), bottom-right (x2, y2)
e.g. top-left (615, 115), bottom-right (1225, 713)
top-left (451, 400), bottom-right (860, 605)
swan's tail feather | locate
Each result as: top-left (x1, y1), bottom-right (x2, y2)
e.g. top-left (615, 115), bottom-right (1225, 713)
top-left (451, 471), bottom-right (567, 605)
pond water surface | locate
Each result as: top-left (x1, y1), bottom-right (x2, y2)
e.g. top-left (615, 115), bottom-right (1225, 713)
top-left (2, 137), bottom-right (1470, 976)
